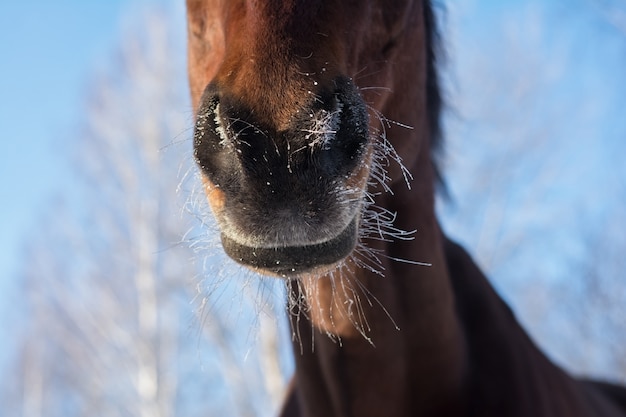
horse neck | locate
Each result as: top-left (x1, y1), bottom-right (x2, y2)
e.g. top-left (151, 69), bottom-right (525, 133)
top-left (289, 137), bottom-right (468, 416)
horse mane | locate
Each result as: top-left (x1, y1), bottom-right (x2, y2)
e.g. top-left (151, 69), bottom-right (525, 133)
top-left (424, 0), bottom-right (446, 189)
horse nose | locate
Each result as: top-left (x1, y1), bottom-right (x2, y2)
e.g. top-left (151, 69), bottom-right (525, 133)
top-left (193, 77), bottom-right (370, 186)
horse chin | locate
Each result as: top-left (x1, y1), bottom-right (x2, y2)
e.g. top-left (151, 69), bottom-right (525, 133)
top-left (220, 217), bottom-right (358, 279)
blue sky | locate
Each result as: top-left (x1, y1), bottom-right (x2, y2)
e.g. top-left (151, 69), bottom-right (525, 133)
top-left (0, 1), bottom-right (132, 281)
top-left (439, 0), bottom-right (626, 376)
top-left (0, 0), bottom-right (138, 372)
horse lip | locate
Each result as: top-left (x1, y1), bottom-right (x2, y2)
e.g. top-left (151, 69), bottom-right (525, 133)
top-left (220, 217), bottom-right (358, 277)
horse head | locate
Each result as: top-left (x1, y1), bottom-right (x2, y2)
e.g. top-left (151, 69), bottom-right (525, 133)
top-left (188, 0), bottom-right (430, 278)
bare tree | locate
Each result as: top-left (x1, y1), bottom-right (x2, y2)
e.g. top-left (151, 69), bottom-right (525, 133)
top-left (558, 179), bottom-right (626, 382)
top-left (4, 5), bottom-right (288, 417)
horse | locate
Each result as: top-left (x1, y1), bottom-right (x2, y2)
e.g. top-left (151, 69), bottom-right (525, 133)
top-left (185, 0), bottom-right (626, 416)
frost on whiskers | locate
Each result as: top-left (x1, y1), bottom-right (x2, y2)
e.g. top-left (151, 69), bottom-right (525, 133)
top-left (179, 150), bottom-right (288, 367)
top-left (303, 102), bottom-right (343, 151)
top-left (284, 112), bottom-right (432, 349)
top-left (186, 106), bottom-right (431, 350)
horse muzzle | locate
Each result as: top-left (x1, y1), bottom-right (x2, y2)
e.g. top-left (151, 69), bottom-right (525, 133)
top-left (193, 76), bottom-right (371, 277)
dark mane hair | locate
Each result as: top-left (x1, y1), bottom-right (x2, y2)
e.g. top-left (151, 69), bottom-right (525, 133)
top-left (423, 0), bottom-right (445, 188)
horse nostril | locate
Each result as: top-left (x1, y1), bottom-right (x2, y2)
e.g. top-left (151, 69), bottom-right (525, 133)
top-left (192, 79), bottom-right (369, 260)
top-left (193, 94), bottom-right (219, 169)
top-left (297, 77), bottom-right (370, 176)
top-left (193, 90), bottom-right (244, 190)
top-left (193, 77), bottom-right (370, 191)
